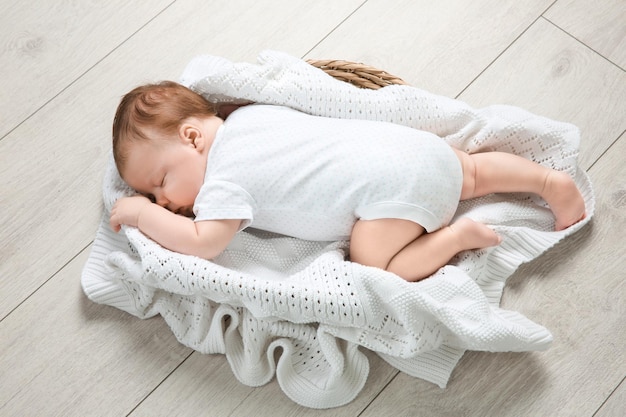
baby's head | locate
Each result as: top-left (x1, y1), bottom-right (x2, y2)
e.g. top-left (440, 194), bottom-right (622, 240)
top-left (112, 81), bottom-right (217, 176)
top-left (112, 82), bottom-right (219, 215)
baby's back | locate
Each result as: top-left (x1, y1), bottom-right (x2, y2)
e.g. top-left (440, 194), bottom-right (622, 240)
top-left (200, 105), bottom-right (461, 240)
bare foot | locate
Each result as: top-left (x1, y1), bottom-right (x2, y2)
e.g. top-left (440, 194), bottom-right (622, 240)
top-left (542, 171), bottom-right (586, 231)
top-left (448, 218), bottom-right (501, 250)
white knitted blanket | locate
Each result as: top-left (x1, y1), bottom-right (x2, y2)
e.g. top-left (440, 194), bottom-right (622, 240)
top-left (81, 50), bottom-right (594, 409)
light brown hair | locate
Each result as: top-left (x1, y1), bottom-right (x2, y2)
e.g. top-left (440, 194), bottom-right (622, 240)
top-left (112, 81), bottom-right (217, 173)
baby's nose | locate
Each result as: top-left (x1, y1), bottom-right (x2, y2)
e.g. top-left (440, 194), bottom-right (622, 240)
top-left (155, 194), bottom-right (169, 207)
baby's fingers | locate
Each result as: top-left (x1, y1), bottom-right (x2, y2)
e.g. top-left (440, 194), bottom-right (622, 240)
top-left (110, 218), bottom-right (122, 233)
top-left (109, 196), bottom-right (147, 230)
top-left (109, 208), bottom-right (122, 232)
top-left (109, 201), bottom-right (127, 232)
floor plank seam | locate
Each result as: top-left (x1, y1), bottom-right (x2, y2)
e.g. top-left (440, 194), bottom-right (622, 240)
top-left (124, 350), bottom-right (196, 417)
top-left (541, 16), bottom-right (626, 72)
top-left (356, 369), bottom-right (401, 416)
top-left (302, 0), bottom-right (369, 59)
top-left (586, 129), bottom-right (626, 171)
top-left (0, 241), bottom-right (93, 323)
top-left (454, 14), bottom-right (541, 99)
top-left (591, 375), bottom-right (626, 417)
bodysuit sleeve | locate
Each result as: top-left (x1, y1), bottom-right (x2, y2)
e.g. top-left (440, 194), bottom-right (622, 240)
top-left (193, 179), bottom-right (255, 231)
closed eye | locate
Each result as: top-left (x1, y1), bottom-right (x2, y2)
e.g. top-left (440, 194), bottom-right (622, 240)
top-left (145, 175), bottom-right (165, 203)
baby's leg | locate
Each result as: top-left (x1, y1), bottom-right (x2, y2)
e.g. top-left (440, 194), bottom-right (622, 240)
top-left (453, 149), bottom-right (585, 231)
top-left (350, 218), bottom-right (499, 282)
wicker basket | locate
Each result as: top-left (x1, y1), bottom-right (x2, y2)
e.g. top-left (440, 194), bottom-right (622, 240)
top-left (307, 59), bottom-right (407, 90)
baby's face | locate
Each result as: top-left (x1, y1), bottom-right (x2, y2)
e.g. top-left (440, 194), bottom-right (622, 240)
top-left (121, 139), bottom-right (207, 217)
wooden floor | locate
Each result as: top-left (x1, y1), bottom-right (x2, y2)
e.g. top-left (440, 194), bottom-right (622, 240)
top-left (1, 1), bottom-right (624, 416)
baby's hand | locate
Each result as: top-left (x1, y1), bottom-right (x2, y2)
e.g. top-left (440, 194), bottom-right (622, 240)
top-left (109, 195), bottom-right (152, 232)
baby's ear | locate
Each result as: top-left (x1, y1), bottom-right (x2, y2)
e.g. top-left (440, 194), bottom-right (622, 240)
top-left (182, 124), bottom-right (207, 152)
top-left (192, 134), bottom-right (206, 152)
top-left (179, 122), bottom-right (201, 146)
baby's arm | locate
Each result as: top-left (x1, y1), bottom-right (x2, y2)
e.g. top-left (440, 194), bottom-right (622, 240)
top-left (110, 195), bottom-right (240, 259)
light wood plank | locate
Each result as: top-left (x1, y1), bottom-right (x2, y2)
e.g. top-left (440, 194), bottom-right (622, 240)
top-left (458, 18), bottom-right (626, 170)
top-left (129, 353), bottom-right (256, 417)
top-left (0, 0), bottom-right (173, 138)
top-left (360, 134), bottom-right (626, 416)
top-left (545, 0), bottom-right (626, 69)
top-left (595, 378), bottom-right (626, 417)
top-left (0, 248), bottom-right (192, 417)
top-left (0, 0), bottom-right (364, 320)
top-left (307, 0), bottom-right (553, 97)
top-left (130, 349), bottom-right (397, 416)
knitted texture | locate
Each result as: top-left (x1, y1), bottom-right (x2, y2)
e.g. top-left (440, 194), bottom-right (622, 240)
top-left (81, 50), bottom-right (594, 409)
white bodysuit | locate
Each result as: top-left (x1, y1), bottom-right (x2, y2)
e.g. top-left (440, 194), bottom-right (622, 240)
top-left (193, 105), bottom-right (463, 241)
